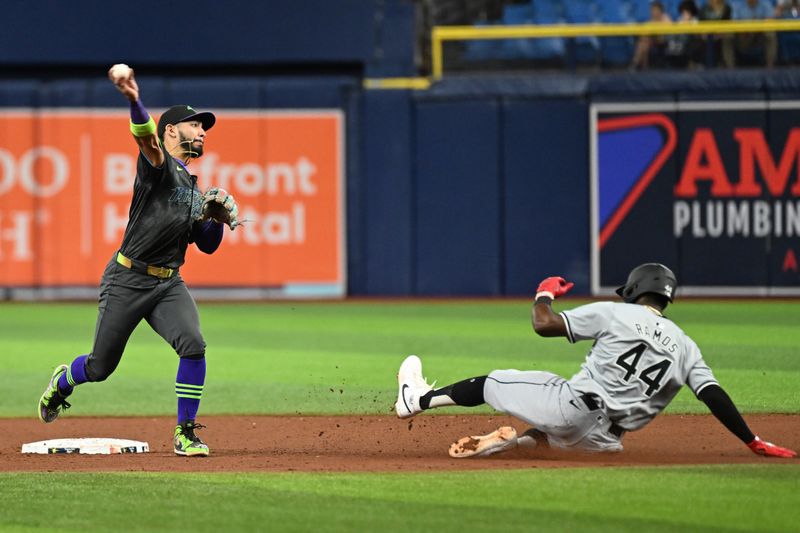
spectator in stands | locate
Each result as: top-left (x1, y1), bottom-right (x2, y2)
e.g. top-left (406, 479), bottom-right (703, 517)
top-left (631, 1), bottom-right (673, 70)
top-left (776, 0), bottom-right (800, 64)
top-left (733, 0), bottom-right (777, 67)
top-left (700, 0), bottom-right (733, 21)
top-left (776, 0), bottom-right (800, 18)
top-left (699, 0), bottom-right (735, 67)
top-left (665, 1), bottom-right (704, 68)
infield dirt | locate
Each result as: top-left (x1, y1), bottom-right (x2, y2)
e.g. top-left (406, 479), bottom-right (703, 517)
top-left (2, 414), bottom-right (797, 472)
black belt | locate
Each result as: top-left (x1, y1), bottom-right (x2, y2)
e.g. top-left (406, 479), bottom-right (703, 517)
top-left (579, 393), bottom-right (603, 411)
top-left (608, 424), bottom-right (625, 438)
top-left (579, 394), bottom-right (625, 438)
top-left (117, 252), bottom-right (175, 279)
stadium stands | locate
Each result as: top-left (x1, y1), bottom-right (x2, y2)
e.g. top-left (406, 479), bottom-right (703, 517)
top-left (596, 0), bottom-right (636, 65)
top-left (454, 0), bottom-right (797, 69)
top-left (563, 0), bottom-right (601, 64)
top-left (528, 2), bottom-right (568, 60)
top-left (777, 0), bottom-right (800, 62)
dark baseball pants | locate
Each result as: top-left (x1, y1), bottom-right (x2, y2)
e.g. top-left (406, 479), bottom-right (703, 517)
top-left (85, 260), bottom-right (206, 382)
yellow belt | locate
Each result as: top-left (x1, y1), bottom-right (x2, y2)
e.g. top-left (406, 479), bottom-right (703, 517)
top-left (116, 252), bottom-right (175, 279)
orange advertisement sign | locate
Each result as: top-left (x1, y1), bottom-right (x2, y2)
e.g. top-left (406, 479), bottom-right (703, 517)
top-left (0, 110), bottom-right (345, 295)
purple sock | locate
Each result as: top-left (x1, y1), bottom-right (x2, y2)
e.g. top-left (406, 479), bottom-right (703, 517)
top-left (57, 355), bottom-right (89, 396)
top-left (176, 357), bottom-right (206, 425)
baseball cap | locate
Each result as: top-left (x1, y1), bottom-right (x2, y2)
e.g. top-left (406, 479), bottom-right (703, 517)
top-left (157, 105), bottom-right (216, 139)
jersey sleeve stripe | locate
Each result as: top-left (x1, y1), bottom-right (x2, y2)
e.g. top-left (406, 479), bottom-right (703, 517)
top-left (693, 381), bottom-right (720, 397)
top-left (560, 311), bottom-right (575, 343)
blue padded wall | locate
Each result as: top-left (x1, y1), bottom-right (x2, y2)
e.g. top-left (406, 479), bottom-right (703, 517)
top-left (356, 95), bottom-right (591, 296)
top-left (165, 79), bottom-right (262, 108)
top-left (344, 86), bottom-right (366, 295)
top-left (361, 90), bottom-right (415, 294)
top-left (0, 81), bottom-right (41, 106)
top-left (413, 99), bottom-right (502, 295)
top-left (93, 77), bottom-right (170, 107)
top-left (502, 99), bottom-right (590, 295)
top-left (38, 80), bottom-right (93, 106)
top-left (263, 77), bottom-right (358, 108)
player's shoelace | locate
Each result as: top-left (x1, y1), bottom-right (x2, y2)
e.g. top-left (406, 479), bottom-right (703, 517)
top-left (47, 393), bottom-right (71, 412)
top-left (410, 368), bottom-right (435, 390)
top-left (181, 422), bottom-right (207, 443)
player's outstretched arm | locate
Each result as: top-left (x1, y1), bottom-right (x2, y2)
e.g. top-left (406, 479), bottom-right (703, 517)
top-left (531, 276), bottom-right (573, 337)
top-left (108, 64), bottom-right (164, 168)
top-left (699, 384), bottom-right (797, 458)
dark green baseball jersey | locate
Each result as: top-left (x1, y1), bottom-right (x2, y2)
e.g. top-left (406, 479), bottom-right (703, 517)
top-left (119, 148), bottom-right (204, 269)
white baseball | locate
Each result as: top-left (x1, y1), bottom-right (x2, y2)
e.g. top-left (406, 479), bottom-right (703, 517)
top-left (109, 63), bottom-right (132, 82)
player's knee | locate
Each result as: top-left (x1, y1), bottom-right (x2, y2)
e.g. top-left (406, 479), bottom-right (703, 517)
top-left (180, 351), bottom-right (205, 360)
top-left (84, 355), bottom-right (118, 382)
top-left (176, 334), bottom-right (205, 358)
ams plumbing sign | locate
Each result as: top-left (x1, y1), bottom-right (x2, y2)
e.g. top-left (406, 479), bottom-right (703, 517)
top-left (591, 101), bottom-right (800, 296)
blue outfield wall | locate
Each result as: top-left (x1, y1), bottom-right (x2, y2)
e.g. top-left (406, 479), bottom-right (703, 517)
top-left (362, 93), bottom-right (591, 296)
top-left (503, 99), bottom-right (590, 295)
top-left (361, 90), bottom-right (415, 295)
top-left (2, 70), bottom-right (800, 296)
top-left (415, 99), bottom-right (502, 295)
top-left (361, 70), bottom-right (800, 296)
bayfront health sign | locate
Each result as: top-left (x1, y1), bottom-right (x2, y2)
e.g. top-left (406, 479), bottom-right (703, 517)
top-left (0, 109), bottom-right (345, 298)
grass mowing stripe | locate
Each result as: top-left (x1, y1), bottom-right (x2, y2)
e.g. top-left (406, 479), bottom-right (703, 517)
top-left (1, 465), bottom-right (798, 532)
top-left (3, 301), bottom-right (799, 417)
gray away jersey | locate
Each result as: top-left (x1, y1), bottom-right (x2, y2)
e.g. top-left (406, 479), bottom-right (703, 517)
top-left (560, 302), bottom-right (718, 431)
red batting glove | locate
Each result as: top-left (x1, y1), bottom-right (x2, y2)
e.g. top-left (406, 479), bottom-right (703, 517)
top-left (536, 276), bottom-right (574, 300)
top-left (747, 436), bottom-right (797, 458)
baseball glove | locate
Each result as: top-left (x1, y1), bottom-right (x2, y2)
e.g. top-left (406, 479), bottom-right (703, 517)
top-left (200, 187), bottom-right (240, 230)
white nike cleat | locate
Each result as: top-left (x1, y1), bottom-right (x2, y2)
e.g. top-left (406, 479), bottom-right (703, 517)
top-left (448, 426), bottom-right (519, 458)
top-left (395, 355), bottom-right (434, 419)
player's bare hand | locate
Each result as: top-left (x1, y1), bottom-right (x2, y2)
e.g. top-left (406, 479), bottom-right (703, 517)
top-left (536, 276), bottom-right (574, 299)
top-left (747, 436), bottom-right (797, 458)
top-left (108, 64), bottom-right (139, 102)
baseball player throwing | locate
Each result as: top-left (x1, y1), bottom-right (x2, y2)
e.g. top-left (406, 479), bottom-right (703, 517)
top-left (395, 263), bottom-right (796, 459)
top-left (37, 64), bottom-right (240, 457)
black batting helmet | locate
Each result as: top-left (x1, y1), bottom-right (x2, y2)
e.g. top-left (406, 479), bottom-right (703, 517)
top-left (615, 263), bottom-right (677, 303)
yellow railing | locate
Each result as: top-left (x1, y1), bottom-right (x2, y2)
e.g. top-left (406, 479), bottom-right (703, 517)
top-left (362, 77), bottom-right (432, 90)
top-left (432, 20), bottom-right (800, 78)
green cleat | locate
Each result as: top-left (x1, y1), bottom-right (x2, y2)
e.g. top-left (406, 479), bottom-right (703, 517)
top-left (38, 364), bottom-right (71, 423)
top-left (174, 421), bottom-right (209, 457)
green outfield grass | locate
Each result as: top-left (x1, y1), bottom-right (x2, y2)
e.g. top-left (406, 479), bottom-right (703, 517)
top-left (2, 300), bottom-right (799, 417)
top-left (1, 465), bottom-right (799, 532)
top-left (2, 300), bottom-right (798, 533)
